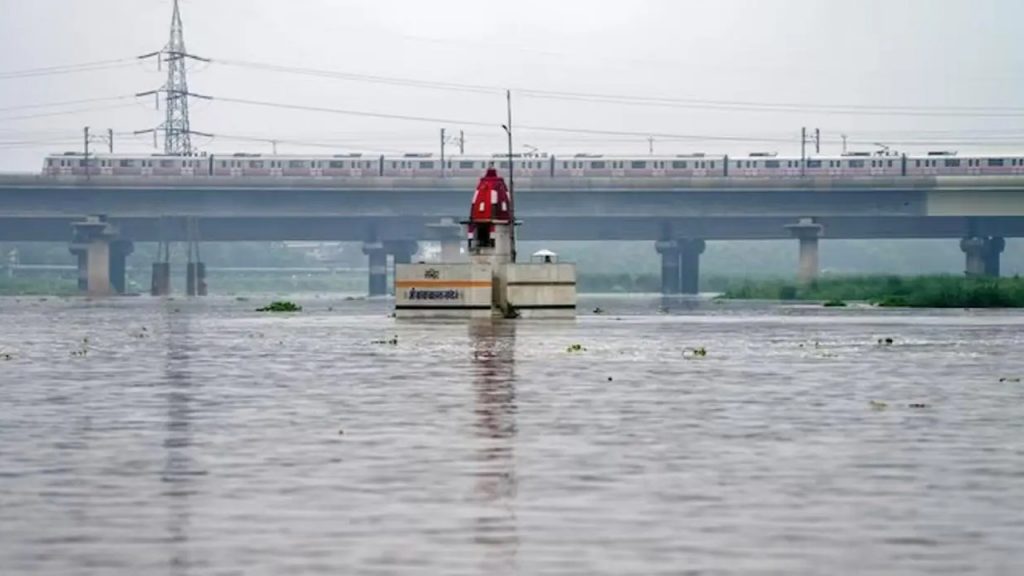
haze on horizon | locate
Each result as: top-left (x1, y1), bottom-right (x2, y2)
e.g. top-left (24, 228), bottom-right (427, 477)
top-left (0, 0), bottom-right (1022, 171)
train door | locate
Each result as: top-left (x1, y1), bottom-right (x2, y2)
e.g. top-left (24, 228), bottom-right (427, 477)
top-left (869, 159), bottom-right (884, 177)
top-left (311, 160), bottom-right (324, 178)
top-left (652, 160), bottom-right (666, 177)
top-left (571, 160), bottom-right (584, 178)
top-left (611, 160), bottom-right (625, 178)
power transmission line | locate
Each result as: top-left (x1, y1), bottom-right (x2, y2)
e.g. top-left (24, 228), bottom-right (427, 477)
top-left (0, 103), bottom-right (139, 122)
top-left (0, 95), bottom-right (133, 114)
top-left (213, 57), bottom-right (1024, 118)
top-left (209, 95), bottom-right (797, 143)
top-left (0, 58), bottom-right (135, 80)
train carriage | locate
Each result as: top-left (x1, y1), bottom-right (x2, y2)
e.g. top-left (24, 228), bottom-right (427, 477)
top-left (42, 148), bottom-right (1024, 182)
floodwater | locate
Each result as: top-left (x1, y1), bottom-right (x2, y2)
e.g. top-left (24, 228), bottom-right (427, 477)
top-left (1, 295), bottom-right (1023, 575)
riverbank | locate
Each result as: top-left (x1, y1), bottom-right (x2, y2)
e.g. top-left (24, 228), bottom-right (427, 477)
top-left (720, 275), bottom-right (1024, 308)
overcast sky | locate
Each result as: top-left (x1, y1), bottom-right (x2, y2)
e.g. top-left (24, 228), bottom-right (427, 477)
top-left (1, 0), bottom-right (1022, 170)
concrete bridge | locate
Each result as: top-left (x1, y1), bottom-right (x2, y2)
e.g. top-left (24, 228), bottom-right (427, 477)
top-left (2, 173), bottom-right (1023, 296)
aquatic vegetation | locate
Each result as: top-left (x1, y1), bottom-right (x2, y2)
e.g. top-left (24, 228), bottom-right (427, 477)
top-left (566, 343), bottom-right (587, 353)
top-left (684, 346), bottom-right (708, 358)
top-left (0, 351), bottom-right (12, 361)
top-left (869, 400), bottom-right (888, 410)
top-left (999, 377), bottom-right (1021, 383)
top-left (592, 307), bottom-right (606, 315)
top-left (721, 275), bottom-right (1024, 308)
top-left (823, 299), bottom-right (847, 307)
top-left (256, 301), bottom-right (302, 312)
top-left (372, 336), bottom-right (399, 346)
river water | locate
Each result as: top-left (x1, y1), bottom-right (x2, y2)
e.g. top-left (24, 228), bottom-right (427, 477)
top-left (1, 295), bottom-right (1023, 575)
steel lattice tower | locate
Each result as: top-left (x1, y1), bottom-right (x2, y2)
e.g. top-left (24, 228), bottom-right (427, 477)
top-left (163, 0), bottom-right (192, 155)
top-left (136, 0), bottom-right (208, 155)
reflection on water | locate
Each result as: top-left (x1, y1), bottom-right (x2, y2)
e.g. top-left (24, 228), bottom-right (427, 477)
top-left (1, 296), bottom-right (1024, 575)
top-left (469, 321), bottom-right (518, 574)
top-left (162, 311), bottom-right (199, 575)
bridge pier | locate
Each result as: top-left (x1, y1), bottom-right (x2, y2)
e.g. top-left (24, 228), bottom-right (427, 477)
top-left (151, 263), bottom-right (171, 296)
top-left (961, 236), bottom-right (1005, 277)
top-left (70, 216), bottom-right (119, 297)
top-left (389, 240), bottom-right (418, 267)
top-left (785, 218), bottom-right (824, 283)
top-left (109, 239), bottom-right (134, 294)
top-left (679, 239), bottom-right (706, 295)
top-left (655, 240), bottom-right (681, 295)
top-left (363, 242), bottom-right (388, 298)
top-left (186, 262), bottom-right (208, 296)
top-left (69, 244), bottom-right (88, 292)
top-left (426, 218), bottom-right (465, 263)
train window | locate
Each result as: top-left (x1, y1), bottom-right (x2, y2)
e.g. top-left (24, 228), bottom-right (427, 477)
top-left (710, 162), bottom-right (716, 169)
top-left (499, 162), bottom-right (509, 169)
top-left (329, 161), bottom-right (344, 169)
top-left (736, 161), bottom-right (743, 168)
top-left (988, 158), bottom-right (1004, 167)
top-left (160, 160), bottom-right (175, 168)
top-left (849, 160), bottom-right (865, 168)
top-left (250, 161), bottom-right (265, 169)
top-left (888, 160), bottom-right (894, 168)
top-left (945, 159), bottom-right (960, 168)
top-left (631, 161), bottom-right (646, 169)
top-left (764, 160), bottom-right (780, 169)
top-left (672, 161), bottom-right (688, 169)
top-left (591, 161), bottom-right (606, 169)
top-left (419, 161), bottom-right (434, 169)
top-left (287, 160), bottom-right (304, 169)
top-left (459, 161), bottom-right (475, 169)
top-left (120, 160), bottom-right (133, 168)
top-left (807, 160), bottom-right (822, 168)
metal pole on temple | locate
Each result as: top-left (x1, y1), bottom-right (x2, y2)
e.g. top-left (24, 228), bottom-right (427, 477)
top-left (502, 89), bottom-right (517, 263)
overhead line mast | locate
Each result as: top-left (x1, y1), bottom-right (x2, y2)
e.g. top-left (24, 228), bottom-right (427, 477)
top-left (135, 0), bottom-right (211, 155)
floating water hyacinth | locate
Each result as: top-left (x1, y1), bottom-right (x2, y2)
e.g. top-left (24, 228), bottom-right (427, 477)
top-left (256, 301), bottom-right (302, 312)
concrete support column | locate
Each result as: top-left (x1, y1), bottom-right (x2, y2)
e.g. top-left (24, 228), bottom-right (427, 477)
top-left (961, 237), bottom-right (1004, 277)
top-left (71, 216), bottom-right (118, 297)
top-left (186, 263), bottom-right (208, 296)
top-left (69, 244), bottom-right (88, 292)
top-left (363, 242), bottom-right (387, 298)
top-left (109, 240), bottom-right (134, 295)
top-left (679, 239), bottom-right (706, 295)
top-left (785, 218), bottom-right (824, 283)
top-left (655, 240), bottom-right (681, 295)
top-left (426, 218), bottom-right (465, 263)
top-left (151, 263), bottom-right (171, 296)
top-left (985, 237), bottom-right (1005, 278)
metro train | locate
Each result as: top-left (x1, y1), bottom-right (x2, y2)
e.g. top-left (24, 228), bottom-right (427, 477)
top-left (41, 150), bottom-right (1024, 179)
